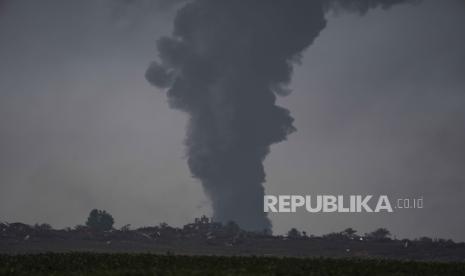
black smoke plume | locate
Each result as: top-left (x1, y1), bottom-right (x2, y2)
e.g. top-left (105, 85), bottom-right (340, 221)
top-left (146, 0), bottom-right (417, 231)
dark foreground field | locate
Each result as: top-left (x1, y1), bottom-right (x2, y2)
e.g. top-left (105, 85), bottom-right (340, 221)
top-left (1, 253), bottom-right (465, 276)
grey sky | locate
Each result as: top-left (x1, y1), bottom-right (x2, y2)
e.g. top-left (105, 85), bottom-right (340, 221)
top-left (1, 0), bottom-right (464, 240)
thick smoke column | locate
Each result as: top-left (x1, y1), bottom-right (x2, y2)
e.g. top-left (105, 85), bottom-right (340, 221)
top-left (146, 0), bottom-right (416, 231)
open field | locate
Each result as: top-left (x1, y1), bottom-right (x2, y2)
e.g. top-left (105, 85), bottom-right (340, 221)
top-left (3, 237), bottom-right (465, 261)
top-left (1, 253), bottom-right (465, 276)
top-left (2, 221), bottom-right (465, 261)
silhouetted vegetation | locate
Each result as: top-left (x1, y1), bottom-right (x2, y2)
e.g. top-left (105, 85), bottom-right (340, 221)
top-left (85, 209), bottom-right (114, 231)
top-left (1, 215), bottom-right (465, 261)
top-left (367, 227), bottom-right (391, 241)
top-left (1, 253), bottom-right (465, 276)
top-left (287, 228), bottom-right (302, 239)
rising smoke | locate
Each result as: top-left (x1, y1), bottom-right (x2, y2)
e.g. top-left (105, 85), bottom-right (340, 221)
top-left (146, 0), bottom-right (418, 231)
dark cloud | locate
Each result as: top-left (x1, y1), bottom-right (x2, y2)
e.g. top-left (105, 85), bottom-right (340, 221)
top-left (147, 0), bottom-right (326, 231)
top-left (146, 0), bottom-right (418, 231)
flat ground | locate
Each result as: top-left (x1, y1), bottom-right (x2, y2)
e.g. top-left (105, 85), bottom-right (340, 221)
top-left (1, 253), bottom-right (465, 276)
top-left (2, 237), bottom-right (465, 262)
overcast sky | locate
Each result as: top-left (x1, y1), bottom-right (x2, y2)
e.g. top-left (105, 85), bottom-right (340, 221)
top-left (1, 0), bottom-right (464, 240)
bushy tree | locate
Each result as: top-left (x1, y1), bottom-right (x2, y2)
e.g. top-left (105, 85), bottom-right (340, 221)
top-left (341, 227), bottom-right (357, 239)
top-left (85, 209), bottom-right (114, 231)
top-left (367, 228), bottom-right (391, 241)
top-left (323, 232), bottom-right (344, 241)
top-left (287, 228), bottom-right (302, 239)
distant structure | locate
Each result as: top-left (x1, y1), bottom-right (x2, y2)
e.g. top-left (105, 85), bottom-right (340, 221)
top-left (184, 216), bottom-right (222, 234)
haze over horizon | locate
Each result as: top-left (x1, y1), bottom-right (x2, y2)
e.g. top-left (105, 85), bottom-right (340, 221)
top-left (1, 0), bottom-right (464, 241)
